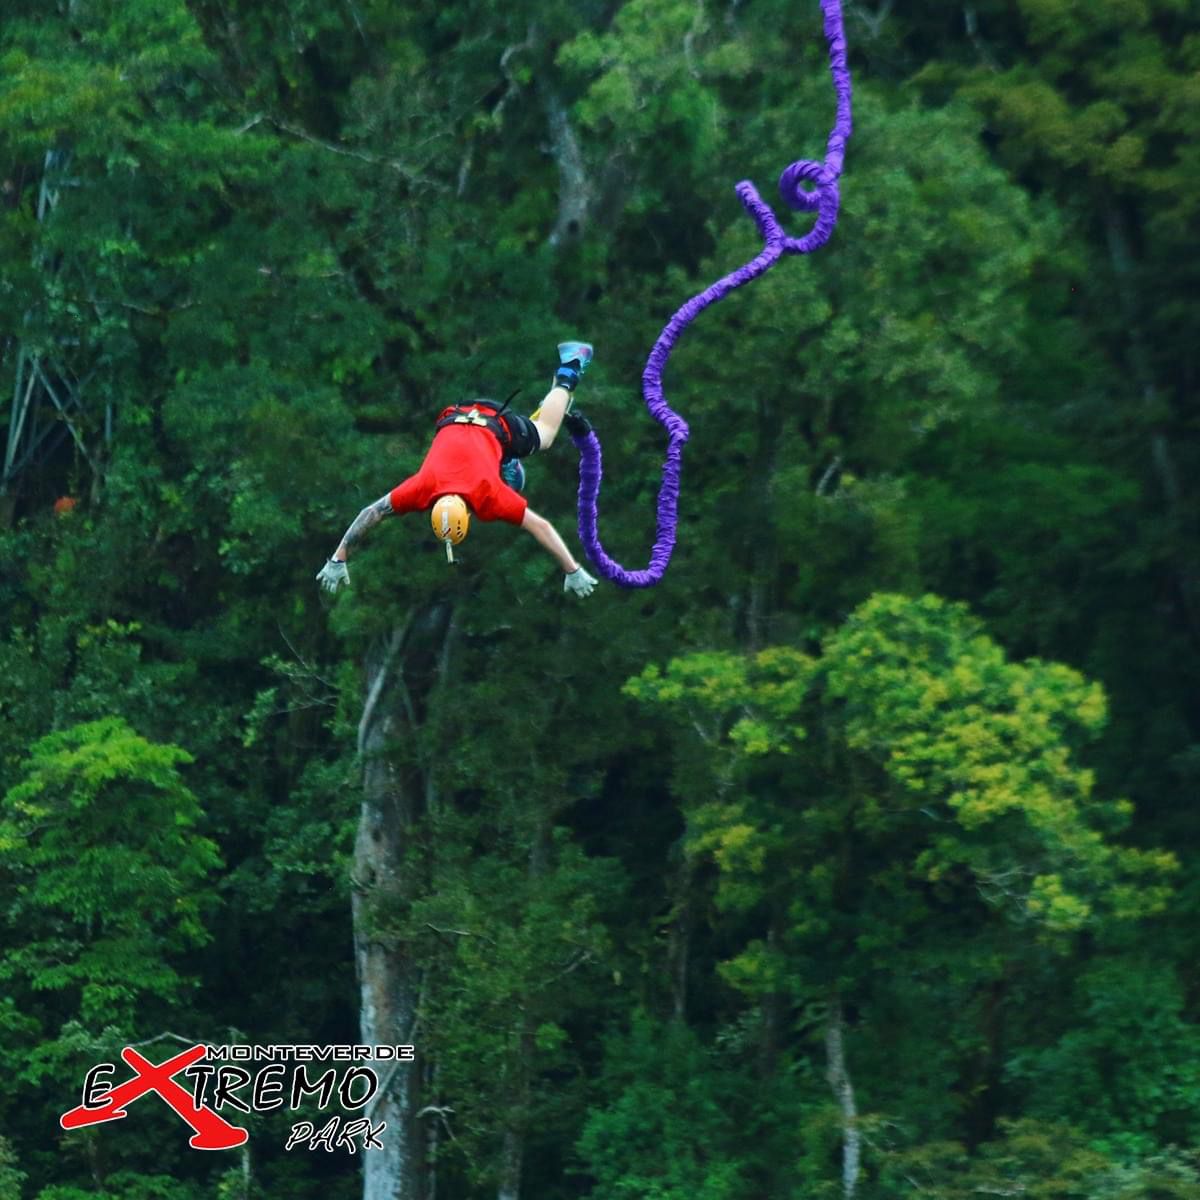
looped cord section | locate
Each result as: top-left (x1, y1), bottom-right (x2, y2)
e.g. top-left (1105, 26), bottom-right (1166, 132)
top-left (574, 0), bottom-right (853, 589)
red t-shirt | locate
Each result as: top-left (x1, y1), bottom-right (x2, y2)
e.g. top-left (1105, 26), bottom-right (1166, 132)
top-left (389, 414), bottom-right (528, 526)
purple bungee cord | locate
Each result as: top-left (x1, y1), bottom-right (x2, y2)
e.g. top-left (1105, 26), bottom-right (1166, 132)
top-left (572, 0), bottom-right (853, 588)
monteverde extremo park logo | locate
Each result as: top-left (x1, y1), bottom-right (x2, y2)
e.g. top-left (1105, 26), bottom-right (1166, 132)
top-left (60, 1042), bottom-right (415, 1153)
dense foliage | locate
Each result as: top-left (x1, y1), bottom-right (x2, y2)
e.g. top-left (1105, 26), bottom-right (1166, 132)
top-left (2, 1), bottom-right (1197, 1197)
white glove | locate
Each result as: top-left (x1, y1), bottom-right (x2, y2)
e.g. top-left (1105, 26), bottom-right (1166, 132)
top-left (563, 566), bottom-right (597, 598)
top-left (316, 559), bottom-right (350, 593)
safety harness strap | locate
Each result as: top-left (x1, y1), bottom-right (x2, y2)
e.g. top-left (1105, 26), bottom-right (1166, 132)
top-left (435, 404), bottom-right (513, 455)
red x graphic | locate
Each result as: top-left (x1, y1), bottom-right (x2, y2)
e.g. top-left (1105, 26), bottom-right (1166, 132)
top-left (60, 1044), bottom-right (248, 1150)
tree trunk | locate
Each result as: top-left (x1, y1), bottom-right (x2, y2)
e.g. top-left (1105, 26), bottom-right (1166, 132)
top-left (757, 920), bottom-right (784, 1078)
top-left (494, 815), bottom-right (553, 1200)
top-left (1104, 204), bottom-right (1198, 636)
top-left (825, 993), bottom-right (860, 1200)
top-left (354, 646), bottom-right (423, 1200)
top-left (666, 848), bottom-right (698, 1022)
top-left (542, 88), bottom-right (591, 249)
top-left (353, 606), bottom-right (454, 1200)
top-left (496, 1119), bottom-right (525, 1200)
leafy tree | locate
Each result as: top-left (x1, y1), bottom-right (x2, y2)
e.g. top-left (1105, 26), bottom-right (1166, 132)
top-left (0, 717), bottom-right (219, 1028)
top-left (1009, 959), bottom-right (1200, 1154)
top-left (0, 713), bottom-right (220, 1174)
top-left (575, 1015), bottom-right (755, 1200)
top-left (626, 593), bottom-right (1178, 1192)
top-left (0, 1136), bottom-right (26, 1200)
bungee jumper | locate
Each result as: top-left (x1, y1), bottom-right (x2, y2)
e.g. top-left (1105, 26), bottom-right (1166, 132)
top-left (316, 342), bottom-right (599, 597)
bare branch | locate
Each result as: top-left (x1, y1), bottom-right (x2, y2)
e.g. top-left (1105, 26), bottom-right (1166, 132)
top-left (423, 922), bottom-right (496, 946)
top-left (277, 624), bottom-right (341, 692)
top-left (496, 25), bottom-right (537, 126)
top-left (416, 1104), bottom-right (458, 1145)
top-left (126, 1031), bottom-right (204, 1049)
top-left (415, 1104), bottom-right (455, 1119)
top-left (32, 359), bottom-right (97, 471)
top-left (344, 0), bottom-right (367, 45)
top-left (423, 923), bottom-right (475, 938)
top-left (848, 0), bottom-right (894, 41)
top-left (816, 455), bottom-right (844, 497)
top-left (964, 6), bottom-right (1000, 70)
top-left (682, 0), bottom-right (705, 80)
top-left (456, 142), bottom-right (474, 199)
top-left (541, 949), bottom-right (593, 986)
top-left (358, 620), bottom-right (409, 755)
top-left (267, 117), bottom-right (436, 187)
top-left (458, 25), bottom-right (538, 198)
top-left (826, 993), bottom-right (861, 1200)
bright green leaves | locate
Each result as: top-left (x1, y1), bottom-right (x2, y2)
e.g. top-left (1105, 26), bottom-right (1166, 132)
top-left (821, 594), bottom-right (1175, 931)
top-left (562, 0), bottom-right (720, 152)
top-left (629, 593), bottom-right (1176, 946)
top-left (0, 48), bottom-right (125, 157)
top-left (1024, 874), bottom-right (1094, 929)
top-left (625, 646), bottom-right (815, 738)
top-left (0, 717), bottom-right (220, 1032)
top-left (625, 646), bottom-right (815, 805)
top-left (556, 0), bottom-right (731, 245)
top-left (950, 0), bottom-right (1199, 226)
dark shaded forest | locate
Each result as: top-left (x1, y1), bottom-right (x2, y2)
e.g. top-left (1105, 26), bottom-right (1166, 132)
top-left (1, 1), bottom-right (1198, 1197)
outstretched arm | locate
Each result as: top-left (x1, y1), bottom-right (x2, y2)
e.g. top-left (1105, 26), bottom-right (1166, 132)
top-left (316, 493), bottom-right (394, 593)
top-left (332, 493), bottom-right (393, 562)
top-left (521, 508), bottom-right (578, 573)
top-left (521, 508), bottom-right (598, 597)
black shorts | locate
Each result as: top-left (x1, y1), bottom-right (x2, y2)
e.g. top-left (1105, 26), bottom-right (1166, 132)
top-left (503, 412), bottom-right (541, 459)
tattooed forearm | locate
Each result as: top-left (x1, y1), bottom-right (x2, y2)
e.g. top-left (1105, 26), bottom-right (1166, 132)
top-left (335, 495), bottom-right (393, 558)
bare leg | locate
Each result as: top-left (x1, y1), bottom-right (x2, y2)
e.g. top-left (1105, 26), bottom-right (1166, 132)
top-left (530, 385), bottom-right (572, 451)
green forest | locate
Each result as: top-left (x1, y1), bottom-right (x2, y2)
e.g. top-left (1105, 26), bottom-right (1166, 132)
top-left (1, 0), bottom-right (1198, 1197)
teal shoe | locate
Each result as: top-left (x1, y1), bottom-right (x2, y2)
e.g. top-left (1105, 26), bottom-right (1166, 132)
top-left (554, 341), bottom-right (594, 391)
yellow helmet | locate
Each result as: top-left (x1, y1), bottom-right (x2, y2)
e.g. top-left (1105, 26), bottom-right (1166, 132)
top-left (430, 494), bottom-right (470, 545)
